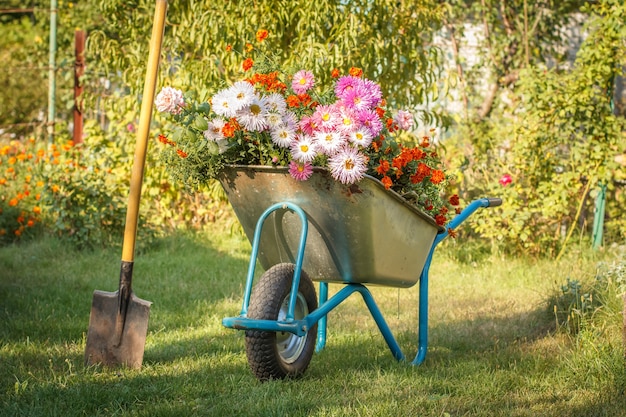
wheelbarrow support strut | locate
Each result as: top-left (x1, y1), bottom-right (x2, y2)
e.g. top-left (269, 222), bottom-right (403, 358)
top-left (222, 198), bottom-right (502, 365)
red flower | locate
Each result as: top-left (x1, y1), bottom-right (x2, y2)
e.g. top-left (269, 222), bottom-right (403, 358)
top-left (449, 194), bottom-right (460, 206)
top-left (435, 214), bottom-right (447, 226)
top-left (499, 174), bottom-right (512, 186)
top-left (447, 228), bottom-right (457, 238)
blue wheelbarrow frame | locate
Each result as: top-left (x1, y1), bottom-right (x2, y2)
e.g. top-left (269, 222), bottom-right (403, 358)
top-left (219, 165), bottom-right (501, 378)
top-left (223, 198), bottom-right (500, 365)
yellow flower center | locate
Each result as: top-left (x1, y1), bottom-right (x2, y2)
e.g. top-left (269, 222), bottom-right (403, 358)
top-left (322, 113), bottom-right (330, 121)
top-left (300, 144), bottom-right (309, 152)
top-left (325, 134), bottom-right (333, 142)
top-left (344, 159), bottom-right (354, 170)
top-left (355, 133), bottom-right (363, 141)
top-left (250, 104), bottom-right (262, 115)
top-left (298, 78), bottom-right (307, 85)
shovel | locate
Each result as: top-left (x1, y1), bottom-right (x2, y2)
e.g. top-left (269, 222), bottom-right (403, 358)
top-left (84, 0), bottom-right (168, 369)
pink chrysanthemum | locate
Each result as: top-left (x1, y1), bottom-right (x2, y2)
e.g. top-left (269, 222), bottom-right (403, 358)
top-left (311, 104), bottom-right (341, 131)
top-left (328, 146), bottom-right (368, 185)
top-left (155, 86), bottom-right (185, 115)
top-left (292, 70), bottom-right (315, 94)
top-left (289, 160), bottom-right (314, 181)
top-left (336, 106), bottom-right (358, 134)
top-left (356, 108), bottom-right (384, 137)
top-left (298, 115), bottom-right (318, 136)
top-left (334, 76), bottom-right (360, 99)
top-left (394, 110), bottom-right (414, 130)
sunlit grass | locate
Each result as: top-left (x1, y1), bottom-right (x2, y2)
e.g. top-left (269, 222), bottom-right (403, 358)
top-left (1, 226), bottom-right (625, 416)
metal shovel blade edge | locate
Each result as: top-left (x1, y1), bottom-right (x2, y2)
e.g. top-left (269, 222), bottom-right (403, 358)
top-left (84, 289), bottom-right (152, 369)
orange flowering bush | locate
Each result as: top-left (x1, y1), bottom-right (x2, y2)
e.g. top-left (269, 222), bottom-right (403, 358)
top-left (0, 138), bottom-right (45, 243)
top-left (0, 136), bottom-right (129, 247)
top-left (156, 31), bottom-right (459, 224)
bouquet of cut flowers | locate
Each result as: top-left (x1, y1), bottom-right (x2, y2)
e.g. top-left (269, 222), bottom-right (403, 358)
top-left (155, 39), bottom-right (459, 225)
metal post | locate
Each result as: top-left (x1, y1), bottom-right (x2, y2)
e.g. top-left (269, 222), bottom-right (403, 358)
top-left (592, 75), bottom-right (615, 250)
top-left (48, 0), bottom-right (58, 143)
top-left (73, 30), bottom-right (86, 144)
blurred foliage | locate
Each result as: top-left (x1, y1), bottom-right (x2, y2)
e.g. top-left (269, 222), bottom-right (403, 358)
top-left (442, 0), bottom-right (626, 256)
top-left (0, 0), bottom-right (624, 255)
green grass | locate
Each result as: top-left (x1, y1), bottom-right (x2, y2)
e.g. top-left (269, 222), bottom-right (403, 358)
top-left (1, 226), bottom-right (625, 416)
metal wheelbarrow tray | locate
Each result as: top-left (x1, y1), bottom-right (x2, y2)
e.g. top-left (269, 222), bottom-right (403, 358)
top-left (219, 165), bottom-right (502, 381)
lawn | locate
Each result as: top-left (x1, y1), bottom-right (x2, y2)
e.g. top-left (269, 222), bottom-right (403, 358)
top-left (1, 223), bottom-right (625, 416)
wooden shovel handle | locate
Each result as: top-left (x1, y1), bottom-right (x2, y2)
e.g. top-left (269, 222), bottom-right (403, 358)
top-left (121, 0), bottom-right (168, 263)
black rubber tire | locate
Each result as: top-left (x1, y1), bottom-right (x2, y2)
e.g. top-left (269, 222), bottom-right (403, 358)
top-left (245, 263), bottom-right (318, 381)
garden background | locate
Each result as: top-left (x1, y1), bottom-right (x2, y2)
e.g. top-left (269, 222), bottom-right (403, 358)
top-left (1, 1), bottom-right (626, 416)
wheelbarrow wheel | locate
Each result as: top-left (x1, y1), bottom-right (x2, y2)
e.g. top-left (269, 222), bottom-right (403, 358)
top-left (245, 263), bottom-right (318, 381)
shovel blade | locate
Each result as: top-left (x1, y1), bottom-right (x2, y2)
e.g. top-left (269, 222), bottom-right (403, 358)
top-left (85, 290), bottom-right (152, 369)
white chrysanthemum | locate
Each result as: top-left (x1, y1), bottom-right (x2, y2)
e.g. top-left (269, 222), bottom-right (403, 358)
top-left (264, 93), bottom-right (287, 114)
top-left (237, 95), bottom-right (268, 132)
top-left (314, 130), bottom-right (344, 155)
top-left (290, 134), bottom-right (317, 163)
top-left (348, 127), bottom-right (373, 148)
top-left (281, 111), bottom-right (298, 130)
top-left (270, 124), bottom-right (296, 148)
top-left (265, 112), bottom-right (284, 129)
top-left (230, 81), bottom-right (256, 110)
top-left (328, 146), bottom-right (368, 185)
top-left (203, 118), bottom-right (226, 141)
top-left (211, 89), bottom-right (238, 118)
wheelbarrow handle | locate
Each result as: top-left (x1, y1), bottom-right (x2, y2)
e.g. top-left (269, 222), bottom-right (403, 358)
top-left (486, 197), bottom-right (503, 207)
top-left (434, 197), bottom-right (502, 244)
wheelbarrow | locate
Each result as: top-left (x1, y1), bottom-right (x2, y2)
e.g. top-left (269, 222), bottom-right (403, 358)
top-left (219, 165), bottom-right (502, 381)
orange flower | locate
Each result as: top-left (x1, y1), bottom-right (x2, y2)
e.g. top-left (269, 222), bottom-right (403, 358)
top-left (27, 219), bottom-right (35, 227)
top-left (51, 185), bottom-right (60, 193)
top-left (8, 157), bottom-right (16, 164)
top-left (430, 169), bottom-right (445, 184)
top-left (0, 178), bottom-right (5, 185)
top-left (8, 198), bottom-right (18, 206)
top-left (176, 149), bottom-right (188, 158)
top-left (245, 43), bottom-right (253, 53)
top-left (286, 95), bottom-right (300, 108)
top-left (242, 57), bottom-right (254, 71)
top-left (222, 121), bottom-right (237, 138)
top-left (447, 228), bottom-right (457, 238)
top-left (331, 68), bottom-right (340, 78)
top-left (255, 29), bottom-right (269, 42)
top-left (14, 229), bottom-right (22, 237)
top-left (225, 44), bottom-right (233, 52)
top-left (349, 67), bottom-right (363, 77)
top-left (381, 175), bottom-right (393, 190)
top-left (376, 160), bottom-right (390, 175)
top-left (33, 206), bottom-right (41, 214)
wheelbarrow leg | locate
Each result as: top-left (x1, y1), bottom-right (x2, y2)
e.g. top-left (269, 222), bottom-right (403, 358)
top-left (412, 258), bottom-right (431, 365)
top-left (316, 281), bottom-right (329, 352)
